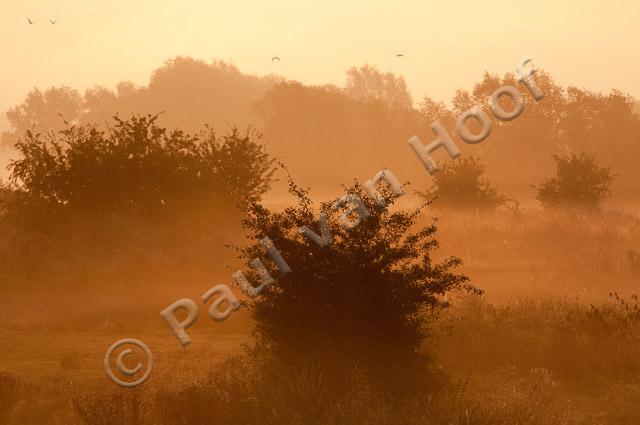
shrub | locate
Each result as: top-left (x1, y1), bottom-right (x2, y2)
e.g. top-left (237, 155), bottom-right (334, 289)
top-left (238, 181), bottom-right (476, 394)
top-left (535, 152), bottom-right (615, 209)
top-left (0, 115), bottom-right (276, 287)
top-left (8, 114), bottom-right (275, 216)
top-left (418, 156), bottom-right (507, 209)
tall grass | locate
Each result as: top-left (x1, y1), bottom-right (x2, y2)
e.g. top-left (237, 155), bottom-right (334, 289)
top-left (72, 388), bottom-right (144, 425)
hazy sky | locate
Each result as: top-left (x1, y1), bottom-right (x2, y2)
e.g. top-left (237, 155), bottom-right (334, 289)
top-left (1, 0), bottom-right (639, 130)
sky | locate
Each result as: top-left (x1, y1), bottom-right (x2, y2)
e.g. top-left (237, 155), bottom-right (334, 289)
top-left (1, 0), bottom-right (639, 132)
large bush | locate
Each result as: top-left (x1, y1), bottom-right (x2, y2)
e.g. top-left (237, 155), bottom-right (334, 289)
top-left (9, 114), bottom-right (274, 215)
top-left (0, 115), bottom-right (276, 286)
top-left (238, 182), bottom-right (476, 393)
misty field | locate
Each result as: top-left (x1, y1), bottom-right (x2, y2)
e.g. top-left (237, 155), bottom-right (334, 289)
top-left (0, 49), bottom-right (639, 424)
top-left (1, 206), bottom-right (639, 425)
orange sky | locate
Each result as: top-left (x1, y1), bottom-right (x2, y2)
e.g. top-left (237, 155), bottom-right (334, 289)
top-left (1, 0), bottom-right (639, 131)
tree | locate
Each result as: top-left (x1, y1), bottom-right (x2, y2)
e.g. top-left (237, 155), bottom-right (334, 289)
top-left (2, 57), bottom-right (279, 148)
top-left (255, 80), bottom-right (422, 192)
top-left (2, 86), bottom-right (83, 148)
top-left (345, 64), bottom-right (413, 110)
top-left (534, 152), bottom-right (615, 209)
top-left (418, 156), bottom-right (507, 209)
top-left (238, 181), bottom-right (476, 393)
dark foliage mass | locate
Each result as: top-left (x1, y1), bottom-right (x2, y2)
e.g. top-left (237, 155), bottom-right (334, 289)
top-left (418, 156), bottom-right (507, 209)
top-left (5, 60), bottom-right (640, 206)
top-left (0, 115), bottom-right (275, 288)
top-left (237, 181), bottom-right (476, 392)
top-left (535, 152), bottom-right (615, 209)
top-left (256, 68), bottom-right (640, 204)
top-left (9, 114), bottom-right (274, 215)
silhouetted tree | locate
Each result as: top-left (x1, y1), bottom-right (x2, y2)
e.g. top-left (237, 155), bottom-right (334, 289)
top-left (255, 79), bottom-right (423, 193)
top-left (7, 61), bottom-right (640, 205)
top-left (418, 156), bottom-right (506, 209)
top-left (2, 57), bottom-right (279, 148)
top-left (239, 181), bottom-right (476, 393)
top-left (2, 86), bottom-right (83, 148)
top-left (534, 153), bottom-right (615, 209)
top-left (451, 71), bottom-right (640, 202)
top-left (345, 64), bottom-right (413, 110)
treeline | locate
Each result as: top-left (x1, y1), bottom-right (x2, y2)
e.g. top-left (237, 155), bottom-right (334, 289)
top-left (1, 57), bottom-right (279, 148)
top-left (258, 71), bottom-right (640, 203)
top-left (4, 57), bottom-right (639, 204)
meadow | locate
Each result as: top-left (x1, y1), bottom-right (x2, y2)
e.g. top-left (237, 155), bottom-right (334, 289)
top-left (1, 205), bottom-right (639, 424)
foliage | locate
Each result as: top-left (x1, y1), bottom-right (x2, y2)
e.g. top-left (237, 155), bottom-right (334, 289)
top-left (2, 57), bottom-right (278, 148)
top-left (345, 64), bottom-right (413, 110)
top-left (238, 180), bottom-right (476, 392)
top-left (418, 156), bottom-right (507, 209)
top-left (9, 114), bottom-right (275, 215)
top-left (535, 152), bottom-right (615, 209)
top-left (0, 115), bottom-right (275, 288)
top-left (255, 63), bottom-right (424, 192)
top-left (6, 62), bottom-right (640, 203)
top-left (2, 86), bottom-right (83, 148)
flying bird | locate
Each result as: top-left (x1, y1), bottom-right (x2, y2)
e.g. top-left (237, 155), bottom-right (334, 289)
top-left (57, 112), bottom-right (69, 125)
top-left (27, 18), bottom-right (34, 25)
top-left (49, 19), bottom-right (57, 24)
top-left (271, 56), bottom-right (280, 62)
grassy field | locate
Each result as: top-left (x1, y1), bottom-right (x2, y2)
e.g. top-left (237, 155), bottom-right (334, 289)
top-left (4, 294), bottom-right (640, 424)
top-left (1, 206), bottom-right (640, 424)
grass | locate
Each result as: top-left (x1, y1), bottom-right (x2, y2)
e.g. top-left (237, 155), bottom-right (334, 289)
top-left (3, 293), bottom-right (640, 424)
top-left (2, 207), bottom-right (640, 424)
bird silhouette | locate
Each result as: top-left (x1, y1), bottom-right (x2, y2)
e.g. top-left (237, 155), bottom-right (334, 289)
top-left (49, 19), bottom-right (57, 24)
top-left (57, 112), bottom-right (69, 126)
top-left (27, 18), bottom-right (34, 25)
top-left (271, 56), bottom-right (280, 62)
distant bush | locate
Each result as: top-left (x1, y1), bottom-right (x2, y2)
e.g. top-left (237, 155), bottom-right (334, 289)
top-left (535, 152), bottom-right (615, 209)
top-left (418, 156), bottom-right (507, 209)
